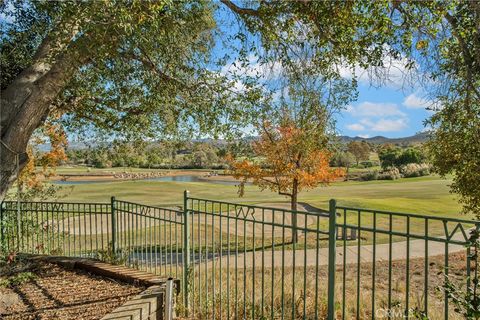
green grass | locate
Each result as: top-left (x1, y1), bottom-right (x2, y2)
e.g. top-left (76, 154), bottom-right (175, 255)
top-left (52, 174), bottom-right (467, 220)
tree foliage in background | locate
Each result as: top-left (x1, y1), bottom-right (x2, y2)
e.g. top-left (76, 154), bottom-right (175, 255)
top-left (330, 151), bottom-right (355, 181)
top-left (347, 141), bottom-right (370, 166)
top-left (379, 146), bottom-right (427, 170)
top-left (65, 140), bottom-right (226, 170)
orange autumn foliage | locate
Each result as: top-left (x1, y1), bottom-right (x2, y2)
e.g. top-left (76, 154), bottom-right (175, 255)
top-left (38, 122), bottom-right (68, 175)
top-left (227, 123), bottom-right (344, 199)
top-left (17, 121), bottom-right (67, 195)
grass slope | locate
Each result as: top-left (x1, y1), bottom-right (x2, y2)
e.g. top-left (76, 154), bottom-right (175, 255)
top-left (54, 175), bottom-right (465, 219)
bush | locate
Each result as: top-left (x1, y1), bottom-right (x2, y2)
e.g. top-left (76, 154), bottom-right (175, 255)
top-left (379, 147), bottom-right (426, 169)
top-left (94, 242), bottom-right (129, 265)
top-left (437, 230), bottom-right (479, 319)
top-left (360, 170), bottom-right (378, 181)
top-left (400, 163), bottom-right (431, 178)
top-left (378, 167), bottom-right (402, 180)
top-left (359, 163), bottom-right (430, 181)
top-left (360, 161), bottom-right (375, 168)
top-left (0, 272), bottom-right (36, 288)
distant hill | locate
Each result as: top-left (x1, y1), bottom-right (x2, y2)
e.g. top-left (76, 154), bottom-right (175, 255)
top-left (38, 132), bottom-right (429, 151)
top-left (339, 132), bottom-right (429, 145)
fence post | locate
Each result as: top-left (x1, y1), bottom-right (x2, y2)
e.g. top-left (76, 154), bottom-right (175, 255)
top-left (327, 199), bottom-right (337, 320)
top-left (111, 196), bottom-right (116, 254)
top-left (182, 190), bottom-right (191, 314)
top-left (0, 202), bottom-right (4, 253)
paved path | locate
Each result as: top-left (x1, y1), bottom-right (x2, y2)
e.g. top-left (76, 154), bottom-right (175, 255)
top-left (202, 231), bottom-right (468, 269)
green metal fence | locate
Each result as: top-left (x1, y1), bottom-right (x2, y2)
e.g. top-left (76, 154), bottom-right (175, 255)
top-left (0, 200), bottom-right (112, 256)
top-left (1, 193), bottom-right (478, 320)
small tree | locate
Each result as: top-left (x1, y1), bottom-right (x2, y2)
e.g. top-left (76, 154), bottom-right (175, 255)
top-left (228, 122), bottom-right (343, 243)
top-left (331, 151), bottom-right (355, 181)
top-left (347, 141), bottom-right (370, 166)
top-left (191, 143), bottom-right (218, 168)
top-left (378, 146), bottom-right (402, 169)
top-left (397, 148), bottom-right (425, 166)
top-left (379, 146), bottom-right (426, 170)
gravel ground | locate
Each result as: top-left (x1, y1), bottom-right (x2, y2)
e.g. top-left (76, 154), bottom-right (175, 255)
top-left (0, 262), bottom-right (144, 320)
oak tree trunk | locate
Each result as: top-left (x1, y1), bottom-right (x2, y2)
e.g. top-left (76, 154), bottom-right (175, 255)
top-left (0, 27), bottom-right (83, 201)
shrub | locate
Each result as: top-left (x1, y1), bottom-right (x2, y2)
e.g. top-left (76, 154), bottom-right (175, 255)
top-left (360, 170), bottom-right (378, 181)
top-left (437, 230), bottom-right (479, 319)
top-left (360, 161), bottom-right (375, 168)
top-left (378, 167), bottom-right (402, 180)
top-left (379, 147), bottom-right (427, 169)
top-left (379, 148), bottom-right (402, 169)
top-left (0, 272), bottom-right (36, 287)
top-left (400, 163), bottom-right (431, 178)
top-left (94, 242), bottom-right (129, 265)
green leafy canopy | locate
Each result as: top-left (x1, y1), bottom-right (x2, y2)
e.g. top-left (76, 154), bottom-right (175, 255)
top-left (1, 0), bottom-right (265, 140)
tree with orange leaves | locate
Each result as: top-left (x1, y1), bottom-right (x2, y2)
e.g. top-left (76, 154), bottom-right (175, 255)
top-left (228, 120), bottom-right (344, 243)
top-left (6, 119), bottom-right (68, 201)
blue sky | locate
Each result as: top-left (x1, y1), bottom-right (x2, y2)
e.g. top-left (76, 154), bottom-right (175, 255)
top-left (338, 83), bottom-right (432, 138)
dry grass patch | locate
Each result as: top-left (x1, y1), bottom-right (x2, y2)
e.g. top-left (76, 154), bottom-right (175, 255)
top-left (183, 252), bottom-right (471, 319)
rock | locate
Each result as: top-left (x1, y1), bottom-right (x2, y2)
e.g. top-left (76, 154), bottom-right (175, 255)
top-left (0, 292), bottom-right (20, 313)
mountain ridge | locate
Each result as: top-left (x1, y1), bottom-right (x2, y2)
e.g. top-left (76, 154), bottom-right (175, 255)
top-left (338, 132), bottom-right (429, 144)
top-left (39, 132), bottom-right (429, 151)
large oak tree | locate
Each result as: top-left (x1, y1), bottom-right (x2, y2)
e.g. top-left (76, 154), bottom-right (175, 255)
top-left (0, 0), bottom-right (263, 200)
top-left (2, 1), bottom-right (479, 216)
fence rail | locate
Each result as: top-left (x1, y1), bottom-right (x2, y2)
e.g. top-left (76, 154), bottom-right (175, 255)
top-left (1, 193), bottom-right (478, 320)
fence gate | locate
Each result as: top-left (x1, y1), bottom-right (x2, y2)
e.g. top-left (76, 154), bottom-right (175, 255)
top-left (182, 194), bottom-right (336, 319)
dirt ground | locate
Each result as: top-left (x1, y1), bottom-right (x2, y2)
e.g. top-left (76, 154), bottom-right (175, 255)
top-left (0, 262), bottom-right (143, 320)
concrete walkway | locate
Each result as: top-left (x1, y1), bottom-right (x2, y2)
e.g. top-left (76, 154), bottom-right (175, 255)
top-left (203, 232), bottom-right (468, 269)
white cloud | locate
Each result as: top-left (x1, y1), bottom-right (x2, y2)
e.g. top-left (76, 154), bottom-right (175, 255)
top-left (220, 54), bottom-right (260, 78)
top-left (346, 123), bottom-right (366, 131)
top-left (358, 134), bottom-right (370, 138)
top-left (338, 50), bottom-right (417, 89)
top-left (345, 104), bottom-right (355, 113)
top-left (357, 118), bottom-right (408, 132)
top-left (368, 118), bottom-right (408, 132)
top-left (338, 64), bottom-right (371, 85)
top-left (220, 53), bottom-right (282, 81)
top-left (231, 79), bottom-right (247, 93)
top-left (348, 101), bottom-right (406, 117)
top-left (345, 100), bottom-right (410, 133)
top-left (403, 93), bottom-right (431, 109)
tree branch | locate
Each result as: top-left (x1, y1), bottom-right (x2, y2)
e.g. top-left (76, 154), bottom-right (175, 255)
top-left (220, 0), bottom-right (260, 17)
top-left (120, 49), bottom-right (188, 88)
top-left (444, 13), bottom-right (480, 100)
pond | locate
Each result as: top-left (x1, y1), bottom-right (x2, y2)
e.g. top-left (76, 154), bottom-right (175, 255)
top-left (52, 175), bottom-right (243, 186)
